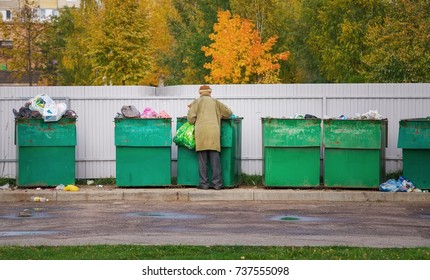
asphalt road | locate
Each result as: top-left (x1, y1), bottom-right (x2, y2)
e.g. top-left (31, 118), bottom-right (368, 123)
top-left (0, 200), bottom-right (429, 248)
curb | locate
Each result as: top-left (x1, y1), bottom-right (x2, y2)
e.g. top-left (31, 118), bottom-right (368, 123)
top-left (0, 188), bottom-right (429, 203)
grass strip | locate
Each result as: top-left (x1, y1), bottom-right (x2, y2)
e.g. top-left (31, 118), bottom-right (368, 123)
top-left (0, 245), bottom-right (429, 260)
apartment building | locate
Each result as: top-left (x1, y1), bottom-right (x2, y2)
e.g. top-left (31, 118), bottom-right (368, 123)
top-left (0, 0), bottom-right (80, 21)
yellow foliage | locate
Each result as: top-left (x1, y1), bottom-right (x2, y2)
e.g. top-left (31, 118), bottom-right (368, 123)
top-left (202, 10), bottom-right (289, 84)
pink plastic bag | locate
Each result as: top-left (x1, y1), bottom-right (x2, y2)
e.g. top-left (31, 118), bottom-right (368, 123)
top-left (157, 110), bottom-right (171, 118)
top-left (141, 107), bottom-right (158, 118)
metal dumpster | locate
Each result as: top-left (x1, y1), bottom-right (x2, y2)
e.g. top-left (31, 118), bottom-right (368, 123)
top-left (15, 117), bottom-right (77, 187)
top-left (175, 117), bottom-right (242, 188)
top-left (115, 118), bottom-right (172, 187)
top-left (262, 118), bottom-right (322, 187)
top-left (398, 118), bottom-right (430, 190)
top-left (323, 119), bottom-right (387, 188)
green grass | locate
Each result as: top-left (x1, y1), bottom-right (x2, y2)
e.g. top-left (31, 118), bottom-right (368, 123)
top-left (385, 170), bottom-right (403, 181)
top-left (0, 245), bottom-right (428, 260)
top-left (0, 178), bottom-right (15, 186)
top-left (240, 174), bottom-right (263, 186)
top-left (75, 177), bottom-right (116, 186)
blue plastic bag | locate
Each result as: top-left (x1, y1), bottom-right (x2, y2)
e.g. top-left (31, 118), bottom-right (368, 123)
top-left (379, 179), bottom-right (401, 192)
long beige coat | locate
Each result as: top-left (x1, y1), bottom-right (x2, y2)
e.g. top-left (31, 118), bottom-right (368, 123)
top-left (187, 93), bottom-right (232, 152)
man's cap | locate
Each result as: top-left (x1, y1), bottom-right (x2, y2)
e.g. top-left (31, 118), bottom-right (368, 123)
top-left (199, 85), bottom-right (212, 94)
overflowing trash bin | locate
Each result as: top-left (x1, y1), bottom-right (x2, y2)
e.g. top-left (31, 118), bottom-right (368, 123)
top-left (398, 118), bottom-right (430, 190)
top-left (262, 117), bottom-right (322, 187)
top-left (14, 94), bottom-right (77, 187)
top-left (323, 119), bottom-right (387, 188)
top-left (15, 118), bottom-right (77, 187)
top-left (175, 117), bottom-right (242, 188)
top-left (115, 106), bottom-right (172, 187)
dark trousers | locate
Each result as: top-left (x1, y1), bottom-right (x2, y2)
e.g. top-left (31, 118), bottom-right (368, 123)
top-left (197, 150), bottom-right (222, 189)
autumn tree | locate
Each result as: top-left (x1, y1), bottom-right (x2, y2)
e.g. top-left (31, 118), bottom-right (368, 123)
top-left (164, 0), bottom-right (230, 85)
top-left (230, 0), bottom-right (299, 82)
top-left (44, 1), bottom-right (96, 85)
top-left (141, 0), bottom-right (176, 86)
top-left (86, 0), bottom-right (154, 85)
top-left (0, 0), bottom-right (48, 85)
top-left (202, 10), bottom-right (289, 84)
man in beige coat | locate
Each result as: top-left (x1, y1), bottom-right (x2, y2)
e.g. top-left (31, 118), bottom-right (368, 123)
top-left (187, 85), bottom-right (233, 190)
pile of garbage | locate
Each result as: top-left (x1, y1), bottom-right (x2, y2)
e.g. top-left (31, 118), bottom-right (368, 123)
top-left (291, 114), bottom-right (318, 119)
top-left (116, 105), bottom-right (171, 119)
top-left (13, 94), bottom-right (77, 122)
top-left (326, 110), bottom-right (385, 120)
top-left (379, 176), bottom-right (422, 192)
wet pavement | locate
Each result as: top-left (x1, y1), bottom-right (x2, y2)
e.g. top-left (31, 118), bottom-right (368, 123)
top-left (0, 199), bottom-right (429, 248)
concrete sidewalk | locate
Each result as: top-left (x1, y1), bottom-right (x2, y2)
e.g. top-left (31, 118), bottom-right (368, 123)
top-left (1, 185), bottom-right (429, 202)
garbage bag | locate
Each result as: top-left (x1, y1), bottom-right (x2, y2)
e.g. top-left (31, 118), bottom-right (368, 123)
top-left (29, 94), bottom-right (55, 115)
top-left (398, 176), bottom-right (415, 192)
top-left (64, 185), bottom-right (80, 192)
top-left (379, 179), bottom-right (401, 192)
top-left (141, 107), bottom-right (158, 118)
top-left (121, 105), bottom-right (140, 118)
top-left (379, 176), bottom-right (415, 192)
top-left (42, 102), bottom-right (58, 122)
top-left (173, 122), bottom-right (195, 150)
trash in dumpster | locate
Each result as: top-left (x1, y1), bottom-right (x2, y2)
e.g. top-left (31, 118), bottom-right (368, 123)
top-left (121, 105), bottom-right (140, 118)
top-left (379, 176), bottom-right (419, 192)
top-left (288, 114), bottom-right (318, 119)
top-left (116, 106), bottom-right (171, 119)
top-left (173, 122), bottom-right (195, 149)
top-left (325, 110), bottom-right (384, 120)
top-left (13, 94), bottom-right (76, 122)
top-left (141, 107), bottom-right (158, 118)
top-left (64, 185), bottom-right (80, 192)
top-left (157, 110), bottom-right (171, 118)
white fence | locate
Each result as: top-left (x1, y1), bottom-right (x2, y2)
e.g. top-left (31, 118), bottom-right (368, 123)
top-left (1, 84), bottom-right (430, 179)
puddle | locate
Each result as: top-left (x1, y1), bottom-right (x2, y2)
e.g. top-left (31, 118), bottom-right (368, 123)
top-left (0, 231), bottom-right (62, 237)
top-left (0, 209), bottom-right (55, 219)
top-left (126, 212), bottom-right (205, 220)
top-left (271, 215), bottom-right (325, 222)
top-left (421, 213), bottom-right (430, 219)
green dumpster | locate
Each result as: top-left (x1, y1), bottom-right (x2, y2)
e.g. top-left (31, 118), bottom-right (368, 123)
top-left (114, 118), bottom-right (172, 187)
top-left (175, 117), bottom-right (242, 188)
top-left (323, 119), bottom-right (387, 188)
top-left (398, 118), bottom-right (430, 190)
top-left (262, 118), bottom-right (322, 187)
top-left (15, 117), bottom-right (77, 187)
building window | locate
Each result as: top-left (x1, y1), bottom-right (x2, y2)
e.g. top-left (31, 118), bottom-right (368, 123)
top-left (0, 10), bottom-right (12, 21)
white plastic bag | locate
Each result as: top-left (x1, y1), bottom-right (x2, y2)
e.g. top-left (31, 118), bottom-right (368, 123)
top-left (43, 102), bottom-right (58, 122)
top-left (29, 94), bottom-right (55, 114)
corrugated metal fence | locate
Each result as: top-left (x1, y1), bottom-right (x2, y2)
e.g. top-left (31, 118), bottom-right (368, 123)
top-left (1, 84), bottom-right (429, 179)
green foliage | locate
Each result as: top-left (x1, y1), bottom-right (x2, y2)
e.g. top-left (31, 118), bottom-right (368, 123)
top-left (306, 0), bottom-right (386, 83)
top-left (0, 245), bottom-right (428, 260)
top-left (361, 0), bottom-right (430, 82)
top-left (4, 0), bottom-right (430, 85)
